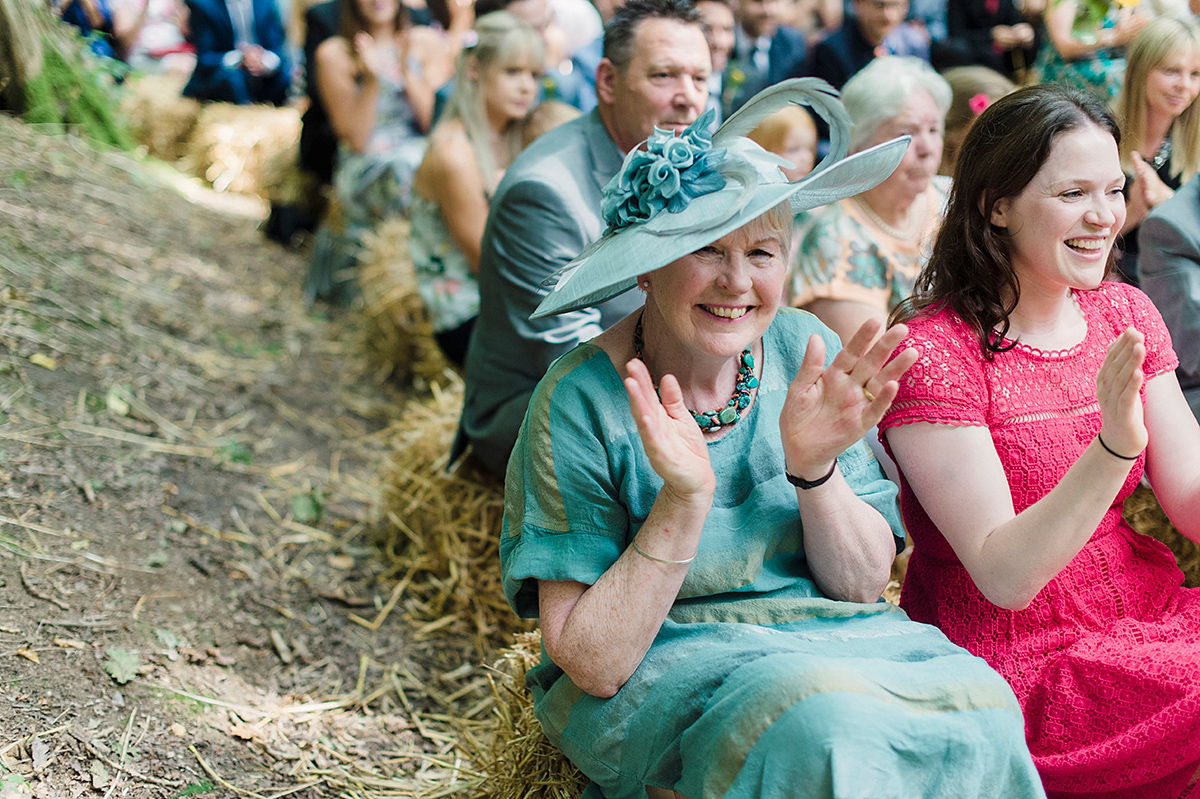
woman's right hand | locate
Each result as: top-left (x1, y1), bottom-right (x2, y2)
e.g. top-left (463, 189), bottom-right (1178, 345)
top-left (624, 358), bottom-right (715, 503)
top-left (1111, 7), bottom-right (1149, 47)
top-left (1097, 327), bottom-right (1148, 458)
top-left (353, 31), bottom-right (383, 83)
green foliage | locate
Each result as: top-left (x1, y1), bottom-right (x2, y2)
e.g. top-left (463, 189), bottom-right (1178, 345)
top-left (22, 37), bottom-right (134, 151)
top-left (291, 489), bottom-right (323, 524)
top-left (173, 781), bottom-right (215, 797)
top-left (216, 441), bottom-right (254, 465)
top-left (103, 647), bottom-right (139, 684)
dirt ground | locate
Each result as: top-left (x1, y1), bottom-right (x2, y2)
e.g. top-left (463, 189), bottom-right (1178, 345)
top-left (0, 113), bottom-right (494, 798)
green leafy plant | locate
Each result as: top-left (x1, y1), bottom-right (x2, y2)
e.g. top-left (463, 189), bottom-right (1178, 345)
top-left (103, 647), bottom-right (139, 684)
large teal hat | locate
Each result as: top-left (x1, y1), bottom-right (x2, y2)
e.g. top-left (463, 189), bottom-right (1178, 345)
top-left (531, 78), bottom-right (910, 319)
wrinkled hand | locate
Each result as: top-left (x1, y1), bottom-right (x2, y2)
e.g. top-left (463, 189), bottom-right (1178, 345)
top-left (1097, 327), bottom-right (1147, 458)
top-left (779, 319), bottom-right (917, 478)
top-left (624, 359), bottom-right (715, 502)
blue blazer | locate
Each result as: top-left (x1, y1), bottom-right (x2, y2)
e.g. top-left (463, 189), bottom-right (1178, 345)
top-left (183, 0), bottom-right (292, 105)
top-left (724, 25), bottom-right (808, 116)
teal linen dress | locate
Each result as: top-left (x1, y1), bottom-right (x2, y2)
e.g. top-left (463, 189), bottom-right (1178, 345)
top-left (501, 308), bottom-right (1046, 799)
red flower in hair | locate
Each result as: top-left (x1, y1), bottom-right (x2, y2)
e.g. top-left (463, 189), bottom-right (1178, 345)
top-left (969, 93), bottom-right (992, 115)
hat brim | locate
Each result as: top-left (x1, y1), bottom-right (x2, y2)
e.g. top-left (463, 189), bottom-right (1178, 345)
top-left (532, 135), bottom-right (911, 319)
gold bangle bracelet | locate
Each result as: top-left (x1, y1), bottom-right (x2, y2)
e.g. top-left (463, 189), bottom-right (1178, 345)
top-left (630, 539), bottom-right (696, 565)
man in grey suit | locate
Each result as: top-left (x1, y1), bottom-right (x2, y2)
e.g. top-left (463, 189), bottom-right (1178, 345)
top-left (459, 0), bottom-right (712, 474)
top-left (1140, 173), bottom-right (1200, 420)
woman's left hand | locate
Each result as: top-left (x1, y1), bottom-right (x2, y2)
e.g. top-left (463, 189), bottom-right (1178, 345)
top-left (779, 319), bottom-right (917, 478)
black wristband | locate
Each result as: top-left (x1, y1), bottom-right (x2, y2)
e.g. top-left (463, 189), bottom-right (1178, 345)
top-left (1097, 432), bottom-right (1139, 461)
top-left (786, 457), bottom-right (838, 489)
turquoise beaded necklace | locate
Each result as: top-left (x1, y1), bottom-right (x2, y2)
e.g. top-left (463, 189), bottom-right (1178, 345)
top-left (632, 311), bottom-right (759, 433)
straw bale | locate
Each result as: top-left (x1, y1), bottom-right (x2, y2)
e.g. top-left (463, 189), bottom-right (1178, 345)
top-left (357, 217), bottom-right (455, 388)
top-left (376, 379), bottom-right (532, 644)
top-left (481, 631), bottom-right (588, 799)
top-left (1124, 484), bottom-right (1200, 587)
top-left (119, 73), bottom-right (201, 162)
top-left (179, 102), bottom-right (302, 199)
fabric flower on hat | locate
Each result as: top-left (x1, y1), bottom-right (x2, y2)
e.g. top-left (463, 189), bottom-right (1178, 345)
top-left (601, 110), bottom-right (727, 233)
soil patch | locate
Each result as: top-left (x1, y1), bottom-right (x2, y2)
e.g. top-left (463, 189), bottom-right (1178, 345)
top-left (0, 115), bottom-right (490, 798)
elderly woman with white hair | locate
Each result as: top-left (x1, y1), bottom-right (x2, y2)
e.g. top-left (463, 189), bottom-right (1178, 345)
top-left (791, 56), bottom-right (951, 346)
top-left (501, 80), bottom-right (1044, 799)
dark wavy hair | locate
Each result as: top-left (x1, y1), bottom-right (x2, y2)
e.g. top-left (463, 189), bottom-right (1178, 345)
top-left (890, 84), bottom-right (1121, 358)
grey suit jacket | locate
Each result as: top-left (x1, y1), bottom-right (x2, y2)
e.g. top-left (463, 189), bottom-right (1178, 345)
top-left (1140, 173), bottom-right (1200, 419)
top-left (460, 109), bottom-right (644, 474)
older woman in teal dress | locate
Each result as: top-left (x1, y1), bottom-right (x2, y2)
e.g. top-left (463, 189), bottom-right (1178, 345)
top-left (499, 80), bottom-right (1046, 799)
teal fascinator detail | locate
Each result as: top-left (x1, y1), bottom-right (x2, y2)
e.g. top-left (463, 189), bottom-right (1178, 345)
top-left (600, 109), bottom-right (727, 233)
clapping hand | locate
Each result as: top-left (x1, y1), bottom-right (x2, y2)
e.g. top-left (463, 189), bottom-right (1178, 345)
top-left (354, 31), bottom-right (385, 83)
top-left (625, 358), bottom-right (716, 503)
top-left (1097, 327), bottom-right (1147, 459)
top-left (779, 319), bottom-right (917, 478)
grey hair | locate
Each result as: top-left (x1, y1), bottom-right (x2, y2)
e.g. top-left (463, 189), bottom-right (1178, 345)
top-left (841, 56), bottom-right (952, 152)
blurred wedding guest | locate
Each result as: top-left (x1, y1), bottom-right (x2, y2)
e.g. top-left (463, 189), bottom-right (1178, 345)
top-left (749, 102), bottom-right (820, 260)
top-left (781, 0), bottom-right (841, 43)
top-left (521, 98), bottom-right (581, 146)
top-left (1117, 15), bottom-right (1200, 285)
top-left (792, 56), bottom-right (949, 346)
top-left (907, 0), bottom-right (946, 42)
top-left (182, 0), bottom-right (292, 104)
top-left (808, 0), bottom-right (929, 90)
top-left (939, 65), bottom-right (1015, 175)
top-left (114, 0), bottom-right (196, 73)
top-left (304, 0), bottom-right (442, 303)
top-left (61, 0), bottom-right (149, 62)
top-left (1033, 0), bottom-right (1148, 102)
top-left (723, 0), bottom-right (808, 115)
top-left (475, 0), bottom-right (596, 109)
top-left (941, 0), bottom-right (1037, 79)
top-left (748, 102), bottom-right (817, 181)
top-left (410, 11), bottom-right (544, 366)
top-left (457, 0), bottom-right (710, 475)
top-left (1142, 174), bottom-right (1200, 420)
top-left (695, 0), bottom-right (735, 121)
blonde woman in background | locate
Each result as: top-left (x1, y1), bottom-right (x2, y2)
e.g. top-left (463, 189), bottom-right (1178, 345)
top-left (1117, 14), bottom-right (1200, 285)
top-left (410, 11), bottom-right (545, 365)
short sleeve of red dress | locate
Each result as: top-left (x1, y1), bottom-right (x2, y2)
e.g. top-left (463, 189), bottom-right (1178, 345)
top-left (880, 308), bottom-right (989, 436)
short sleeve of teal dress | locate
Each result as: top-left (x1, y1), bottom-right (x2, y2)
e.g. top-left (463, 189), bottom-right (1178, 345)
top-left (500, 308), bottom-right (1046, 799)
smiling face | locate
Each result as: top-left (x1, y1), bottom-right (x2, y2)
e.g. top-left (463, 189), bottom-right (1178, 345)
top-left (990, 122), bottom-right (1126, 298)
top-left (597, 17), bottom-right (712, 153)
top-left (867, 87), bottom-right (944, 200)
top-left (1145, 43), bottom-right (1200, 122)
top-left (641, 214), bottom-right (788, 363)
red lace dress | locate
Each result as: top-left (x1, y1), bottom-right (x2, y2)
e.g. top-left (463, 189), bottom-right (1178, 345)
top-left (880, 282), bottom-right (1200, 799)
